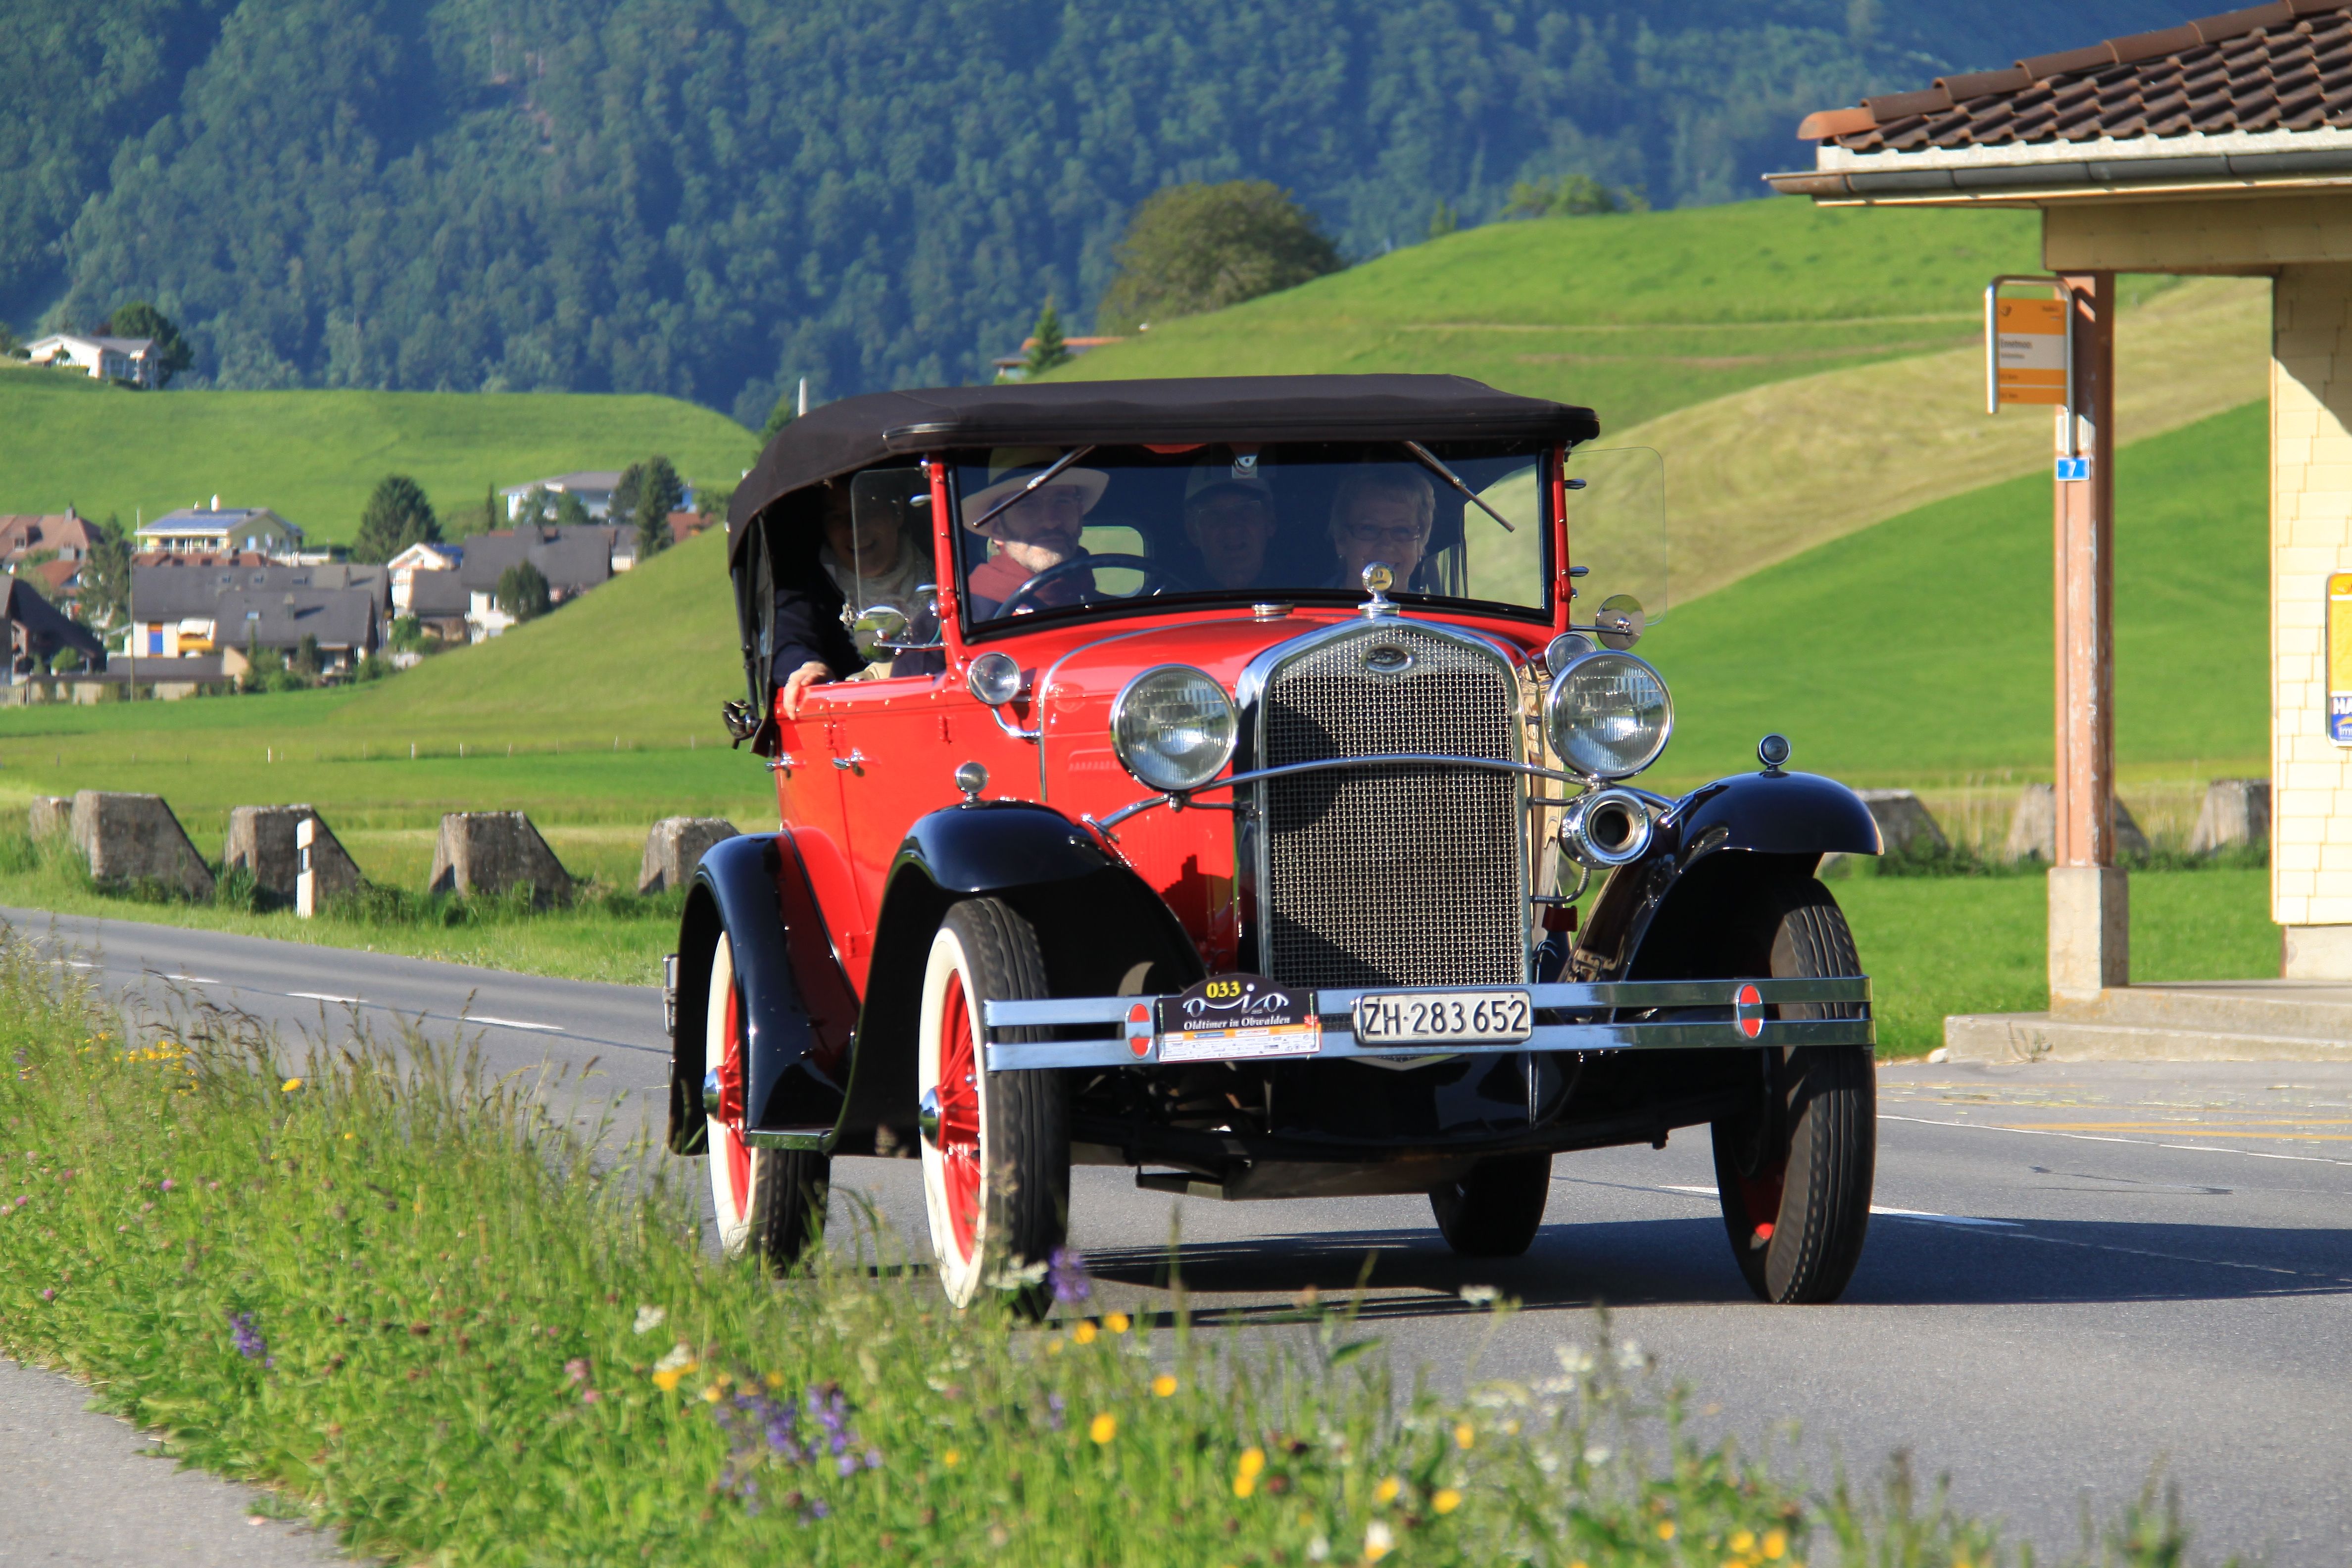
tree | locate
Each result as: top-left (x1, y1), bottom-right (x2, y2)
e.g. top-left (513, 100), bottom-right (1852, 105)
top-left (79, 515), bottom-right (131, 629)
top-left (353, 475), bottom-right (441, 563)
top-left (98, 301), bottom-right (193, 386)
top-left (610, 463), bottom-right (645, 525)
top-left (1022, 298), bottom-right (1071, 378)
top-left (1426, 200), bottom-right (1460, 240)
top-left (290, 633), bottom-right (321, 680)
top-left (554, 490), bottom-right (590, 528)
top-left (0, 320), bottom-right (19, 358)
top-left (496, 561), bottom-right (551, 621)
top-left (761, 393), bottom-right (796, 442)
top-left (1096, 181), bottom-right (1343, 334)
top-left (633, 455), bottom-right (685, 558)
top-left (697, 483), bottom-right (735, 523)
top-left (1498, 174), bottom-right (1647, 219)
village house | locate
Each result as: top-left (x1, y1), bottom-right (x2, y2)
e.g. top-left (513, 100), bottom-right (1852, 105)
top-left (136, 501), bottom-right (305, 559)
top-left (499, 471), bottom-right (695, 522)
top-left (131, 561), bottom-right (388, 658)
top-left (395, 524), bottom-right (626, 641)
top-left (213, 588), bottom-right (384, 676)
top-left (0, 578), bottom-right (105, 681)
top-left (23, 333), bottom-right (160, 388)
top-left (0, 510), bottom-right (100, 568)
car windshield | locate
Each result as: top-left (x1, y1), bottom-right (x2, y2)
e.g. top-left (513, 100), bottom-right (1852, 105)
top-left (948, 440), bottom-right (1554, 627)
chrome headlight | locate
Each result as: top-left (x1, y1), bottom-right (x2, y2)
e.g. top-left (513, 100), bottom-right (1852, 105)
top-left (1545, 650), bottom-right (1672, 780)
top-left (1110, 665), bottom-right (1237, 792)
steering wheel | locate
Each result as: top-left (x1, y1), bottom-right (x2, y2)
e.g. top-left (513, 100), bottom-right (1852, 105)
top-left (991, 553), bottom-right (1190, 617)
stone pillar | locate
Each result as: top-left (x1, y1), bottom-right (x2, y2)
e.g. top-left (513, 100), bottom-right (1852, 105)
top-left (222, 805), bottom-right (361, 907)
top-left (2271, 264), bottom-right (2352, 976)
top-left (638, 817), bottom-right (738, 893)
top-left (2050, 271), bottom-right (2125, 1003)
top-left (26, 796), bottom-right (70, 839)
top-left (67, 790), bottom-right (215, 900)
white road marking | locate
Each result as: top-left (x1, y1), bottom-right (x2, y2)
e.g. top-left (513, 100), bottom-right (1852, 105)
top-left (1883, 1112), bottom-right (2352, 1169)
top-left (1660, 1183), bottom-right (2018, 1228)
top-left (468, 1016), bottom-right (563, 1033)
top-left (288, 992), bottom-right (362, 1005)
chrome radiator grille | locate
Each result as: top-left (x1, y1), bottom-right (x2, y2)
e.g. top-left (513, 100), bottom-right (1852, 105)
top-left (1255, 624), bottom-right (1525, 991)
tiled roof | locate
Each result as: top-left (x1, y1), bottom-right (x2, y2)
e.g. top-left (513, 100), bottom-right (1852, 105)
top-left (1807, 1), bottom-right (2352, 152)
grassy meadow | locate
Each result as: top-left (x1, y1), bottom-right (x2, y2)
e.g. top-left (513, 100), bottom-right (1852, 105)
top-left (0, 937), bottom-right (2204, 1568)
top-left (0, 367), bottom-right (759, 544)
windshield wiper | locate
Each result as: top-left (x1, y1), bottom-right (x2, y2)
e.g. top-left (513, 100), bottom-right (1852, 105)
top-left (964, 445), bottom-right (1098, 535)
top-left (1403, 440), bottom-right (1516, 534)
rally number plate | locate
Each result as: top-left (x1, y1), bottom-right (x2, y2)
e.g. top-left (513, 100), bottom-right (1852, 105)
top-left (1351, 989), bottom-right (1534, 1047)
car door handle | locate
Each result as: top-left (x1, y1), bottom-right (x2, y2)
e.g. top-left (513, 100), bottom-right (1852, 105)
top-left (833, 749), bottom-right (868, 774)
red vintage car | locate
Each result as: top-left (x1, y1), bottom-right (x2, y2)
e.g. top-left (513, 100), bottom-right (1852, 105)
top-left (667, 375), bottom-right (1883, 1308)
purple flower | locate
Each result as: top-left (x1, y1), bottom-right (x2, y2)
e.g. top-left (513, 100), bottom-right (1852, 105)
top-left (863, 1448), bottom-right (882, 1470)
top-left (1049, 1246), bottom-right (1091, 1304)
top-left (1046, 1392), bottom-right (1067, 1431)
top-left (228, 1310), bottom-right (266, 1362)
top-left (159, 1178), bottom-right (175, 1193)
top-left (38, 1288), bottom-right (54, 1302)
top-left (836, 1454), bottom-right (856, 1477)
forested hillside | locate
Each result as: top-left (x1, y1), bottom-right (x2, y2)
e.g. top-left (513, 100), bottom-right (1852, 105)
top-left (4, 0), bottom-right (2189, 418)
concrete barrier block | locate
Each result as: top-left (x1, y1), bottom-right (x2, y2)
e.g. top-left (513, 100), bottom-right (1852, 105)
top-left (27, 796), bottom-right (71, 839)
top-left (429, 811), bottom-right (573, 905)
top-left (638, 817), bottom-right (738, 894)
top-left (68, 790), bottom-right (215, 900)
top-left (1854, 788), bottom-right (1949, 856)
top-left (2003, 783), bottom-right (2149, 862)
top-left (222, 805), bottom-right (363, 905)
top-left (2187, 778), bottom-right (2271, 854)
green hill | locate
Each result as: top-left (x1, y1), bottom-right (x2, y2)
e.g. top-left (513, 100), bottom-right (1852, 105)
top-left (0, 370), bottom-right (759, 545)
top-left (1645, 398), bottom-right (2269, 791)
top-left (1049, 200), bottom-right (2047, 429)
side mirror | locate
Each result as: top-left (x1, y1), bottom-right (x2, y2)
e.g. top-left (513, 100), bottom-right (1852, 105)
top-left (1595, 593), bottom-right (1645, 650)
top-left (852, 602), bottom-right (912, 654)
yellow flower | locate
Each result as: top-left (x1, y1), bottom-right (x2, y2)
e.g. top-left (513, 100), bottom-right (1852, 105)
top-left (1763, 1531), bottom-right (1787, 1560)
top-left (651, 1368), bottom-right (686, 1392)
top-left (1106, 1311), bottom-right (1131, 1334)
top-left (1152, 1374), bottom-right (1178, 1398)
top-left (1454, 1421), bottom-right (1475, 1450)
top-left (1657, 1520), bottom-right (1677, 1542)
top-left (1432, 1488), bottom-right (1462, 1515)
top-left (1074, 1321), bottom-right (1099, 1345)
top-left (1364, 1521), bottom-right (1395, 1562)
top-left (943, 1448), bottom-right (962, 1469)
top-left (1570, 1561), bottom-right (1590, 1568)
top-left (1047, 1337), bottom-right (1065, 1356)
top-left (1732, 1532), bottom-right (1756, 1554)
top-left (1233, 1447), bottom-right (1266, 1499)
top-left (1374, 1476), bottom-right (1401, 1505)
top-left (700, 1384), bottom-right (723, 1403)
top-left (342, 1132), bottom-right (354, 1141)
top-left (763, 1371), bottom-right (785, 1390)
top-left (281, 1078), bottom-right (303, 1092)
top-left (1089, 1412), bottom-right (1118, 1445)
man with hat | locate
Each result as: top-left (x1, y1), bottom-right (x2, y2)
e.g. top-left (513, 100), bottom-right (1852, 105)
top-left (1183, 448), bottom-right (1276, 591)
top-left (961, 447), bottom-right (1109, 619)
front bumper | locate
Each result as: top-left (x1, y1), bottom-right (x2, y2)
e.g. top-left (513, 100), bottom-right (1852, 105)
top-left (981, 977), bottom-right (1872, 1071)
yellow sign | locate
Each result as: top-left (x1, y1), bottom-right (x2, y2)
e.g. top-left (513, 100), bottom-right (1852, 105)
top-left (1993, 296), bottom-right (2067, 407)
top-left (2330, 573), bottom-right (2352, 744)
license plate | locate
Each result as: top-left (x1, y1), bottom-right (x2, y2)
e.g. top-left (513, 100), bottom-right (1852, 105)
top-left (1155, 973), bottom-right (1321, 1063)
top-left (1351, 989), bottom-right (1534, 1047)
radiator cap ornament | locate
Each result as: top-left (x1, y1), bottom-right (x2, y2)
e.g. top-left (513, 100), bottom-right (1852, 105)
top-left (1359, 561), bottom-right (1398, 617)
top-left (1757, 733), bottom-right (1791, 776)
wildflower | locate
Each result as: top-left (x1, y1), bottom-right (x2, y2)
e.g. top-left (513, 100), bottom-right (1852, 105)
top-left (1454, 1421), bottom-right (1475, 1450)
top-left (1432, 1488), bottom-right (1462, 1515)
top-left (1615, 1339), bottom-right (1647, 1372)
top-left (159, 1178), bottom-right (175, 1193)
top-left (1459, 1283), bottom-right (1500, 1306)
top-left (1306, 1535), bottom-right (1329, 1562)
top-left (1105, 1311), bottom-right (1131, 1334)
top-left (564, 1358), bottom-right (591, 1385)
top-left (1364, 1520), bottom-right (1395, 1561)
top-left (943, 1449), bottom-right (961, 1468)
top-left (633, 1304), bottom-right (667, 1335)
top-left (1233, 1446), bottom-right (1266, 1498)
top-left (864, 1448), bottom-right (882, 1470)
top-left (38, 1288), bottom-right (54, 1301)
top-left (1048, 1245), bottom-right (1091, 1305)
top-left (1046, 1337), bottom-right (1065, 1356)
top-left (1088, 1412), bottom-right (1117, 1445)
top-left (1657, 1520), bottom-right (1676, 1541)
top-left (651, 1342), bottom-right (698, 1392)
top-left (1732, 1530), bottom-right (1756, 1554)
top-left (281, 1078), bottom-right (302, 1092)
top-left (228, 1311), bottom-right (267, 1363)
top-left (1763, 1530), bottom-right (1788, 1560)
top-left (1374, 1476), bottom-right (1401, 1505)
top-left (1074, 1320), bottom-right (1098, 1345)
top-left (1152, 1374), bottom-right (1178, 1398)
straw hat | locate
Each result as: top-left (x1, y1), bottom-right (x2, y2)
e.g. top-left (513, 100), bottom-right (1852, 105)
top-left (959, 446), bottom-right (1110, 530)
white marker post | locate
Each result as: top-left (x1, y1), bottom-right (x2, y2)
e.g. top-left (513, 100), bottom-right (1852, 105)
top-left (295, 816), bottom-right (316, 919)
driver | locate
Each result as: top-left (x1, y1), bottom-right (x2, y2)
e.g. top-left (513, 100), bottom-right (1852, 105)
top-left (961, 447), bottom-right (1109, 619)
top-left (1183, 449), bottom-right (1276, 590)
top-left (1326, 468), bottom-right (1435, 591)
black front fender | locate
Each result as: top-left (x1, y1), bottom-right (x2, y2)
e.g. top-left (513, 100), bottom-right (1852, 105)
top-left (666, 833), bottom-right (857, 1154)
top-left (1578, 770), bottom-right (1881, 980)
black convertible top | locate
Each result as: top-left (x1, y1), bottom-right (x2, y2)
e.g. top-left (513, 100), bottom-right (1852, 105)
top-left (727, 373), bottom-right (1598, 564)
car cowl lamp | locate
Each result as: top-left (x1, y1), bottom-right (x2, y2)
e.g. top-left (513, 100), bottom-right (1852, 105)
top-left (1110, 665), bottom-right (1237, 792)
top-left (1545, 650), bottom-right (1672, 780)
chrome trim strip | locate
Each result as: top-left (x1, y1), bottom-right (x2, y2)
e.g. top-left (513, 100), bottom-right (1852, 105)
top-left (984, 977), bottom-right (1870, 1026)
top-left (1093, 751), bottom-right (1596, 832)
top-left (982, 1018), bottom-right (1875, 1071)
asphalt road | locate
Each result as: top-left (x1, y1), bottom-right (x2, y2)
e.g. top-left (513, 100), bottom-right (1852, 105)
top-left (7, 907), bottom-right (2350, 1565)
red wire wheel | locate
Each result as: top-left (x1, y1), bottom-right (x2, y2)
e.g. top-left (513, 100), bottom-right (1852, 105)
top-left (703, 932), bottom-right (829, 1271)
top-left (917, 899), bottom-right (1069, 1311)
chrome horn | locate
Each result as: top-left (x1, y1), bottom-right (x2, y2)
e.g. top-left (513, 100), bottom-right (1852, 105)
top-left (1559, 788), bottom-right (1655, 869)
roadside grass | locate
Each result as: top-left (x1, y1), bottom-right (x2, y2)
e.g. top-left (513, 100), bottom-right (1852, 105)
top-left (0, 370), bottom-right (758, 546)
top-left (0, 937), bottom-right (2200, 1568)
top-left (0, 830), bottom-right (683, 986)
top-left (1833, 867), bottom-right (2278, 1057)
